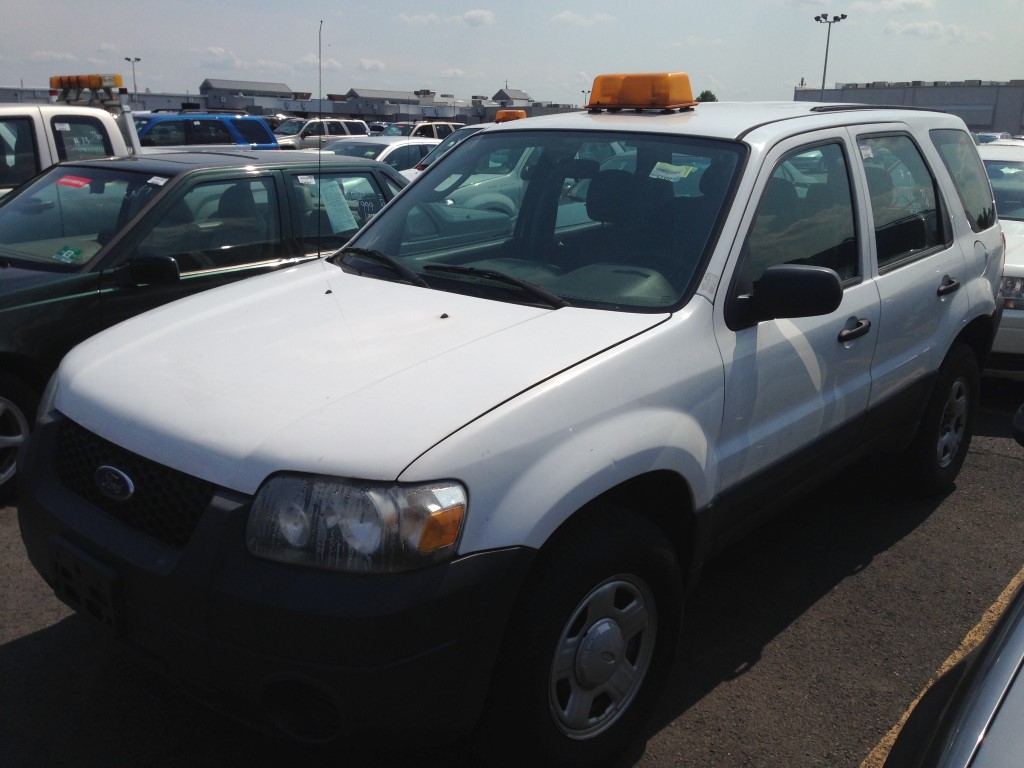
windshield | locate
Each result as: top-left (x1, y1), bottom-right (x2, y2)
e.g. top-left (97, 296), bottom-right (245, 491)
top-left (418, 125), bottom-right (487, 168)
top-left (273, 120), bottom-right (304, 137)
top-left (382, 123), bottom-right (414, 136)
top-left (325, 142), bottom-right (387, 160)
top-left (0, 165), bottom-right (168, 267)
top-left (347, 129), bottom-right (743, 311)
top-left (985, 158), bottom-right (1024, 221)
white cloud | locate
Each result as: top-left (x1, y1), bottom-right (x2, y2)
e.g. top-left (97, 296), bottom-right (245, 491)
top-left (850, 0), bottom-right (935, 12)
top-left (460, 10), bottom-right (496, 27)
top-left (202, 47), bottom-right (243, 69)
top-left (441, 68), bottom-right (466, 78)
top-left (551, 11), bottom-right (615, 27)
top-left (884, 20), bottom-right (968, 41)
top-left (28, 50), bottom-right (77, 63)
top-left (398, 13), bottom-right (440, 25)
top-left (359, 59), bottom-right (385, 72)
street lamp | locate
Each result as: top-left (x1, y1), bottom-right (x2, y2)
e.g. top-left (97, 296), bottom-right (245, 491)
top-left (581, 89), bottom-right (591, 107)
top-left (124, 56), bottom-right (141, 101)
top-left (813, 13), bottom-right (847, 100)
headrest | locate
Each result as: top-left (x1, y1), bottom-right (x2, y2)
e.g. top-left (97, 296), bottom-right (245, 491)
top-left (586, 170), bottom-right (636, 225)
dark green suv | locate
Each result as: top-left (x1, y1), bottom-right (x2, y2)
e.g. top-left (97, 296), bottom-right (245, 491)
top-left (0, 149), bottom-right (407, 496)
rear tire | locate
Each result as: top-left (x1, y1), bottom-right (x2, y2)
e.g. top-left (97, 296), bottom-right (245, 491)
top-left (904, 343), bottom-right (978, 496)
top-left (0, 373), bottom-right (37, 502)
top-left (478, 505), bottom-right (682, 768)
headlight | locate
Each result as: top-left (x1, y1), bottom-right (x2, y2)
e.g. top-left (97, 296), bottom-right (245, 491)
top-left (246, 474), bottom-right (467, 574)
top-left (1000, 275), bottom-right (1024, 310)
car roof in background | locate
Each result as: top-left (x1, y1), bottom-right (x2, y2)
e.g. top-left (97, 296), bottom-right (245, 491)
top-left (46, 150), bottom-right (404, 176)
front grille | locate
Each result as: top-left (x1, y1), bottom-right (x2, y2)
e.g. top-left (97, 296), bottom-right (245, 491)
top-left (56, 418), bottom-right (217, 548)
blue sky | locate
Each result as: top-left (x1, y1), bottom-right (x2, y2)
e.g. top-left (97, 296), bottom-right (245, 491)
top-left (3, 0), bottom-right (1023, 106)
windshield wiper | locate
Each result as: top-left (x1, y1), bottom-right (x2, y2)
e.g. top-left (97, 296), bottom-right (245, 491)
top-left (331, 247), bottom-right (429, 288)
top-left (424, 263), bottom-right (570, 308)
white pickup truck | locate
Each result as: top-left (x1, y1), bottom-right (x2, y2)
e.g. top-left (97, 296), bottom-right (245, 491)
top-left (1, 75), bottom-right (139, 197)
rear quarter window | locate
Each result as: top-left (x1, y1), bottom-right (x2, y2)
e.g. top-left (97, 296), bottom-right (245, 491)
top-left (50, 115), bottom-right (115, 161)
top-left (930, 128), bottom-right (997, 232)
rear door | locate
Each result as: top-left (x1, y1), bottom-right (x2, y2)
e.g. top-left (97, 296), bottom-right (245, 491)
top-left (849, 127), bottom-right (969, 407)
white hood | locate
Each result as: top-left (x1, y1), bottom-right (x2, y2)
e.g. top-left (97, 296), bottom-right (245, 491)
top-left (58, 259), bottom-right (665, 493)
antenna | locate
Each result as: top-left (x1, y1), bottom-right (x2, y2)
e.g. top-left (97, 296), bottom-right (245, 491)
top-left (317, 19), bottom-right (323, 251)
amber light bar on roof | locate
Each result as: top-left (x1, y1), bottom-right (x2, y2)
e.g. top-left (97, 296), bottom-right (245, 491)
top-left (585, 72), bottom-right (699, 112)
top-left (495, 109), bottom-right (527, 123)
top-left (49, 74), bottom-right (125, 91)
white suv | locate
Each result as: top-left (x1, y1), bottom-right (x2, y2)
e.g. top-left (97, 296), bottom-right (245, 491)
top-left (18, 72), bottom-right (1003, 767)
top-left (272, 117), bottom-right (369, 149)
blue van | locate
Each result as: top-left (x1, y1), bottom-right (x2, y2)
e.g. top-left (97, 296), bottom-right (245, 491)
top-left (135, 113), bottom-right (279, 150)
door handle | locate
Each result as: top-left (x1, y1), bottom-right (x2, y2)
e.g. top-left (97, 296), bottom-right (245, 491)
top-left (937, 275), bottom-right (961, 296)
top-left (838, 317), bottom-right (871, 343)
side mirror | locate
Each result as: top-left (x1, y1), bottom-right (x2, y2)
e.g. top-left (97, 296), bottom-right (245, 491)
top-left (1013, 404), bottom-right (1024, 447)
top-left (115, 255), bottom-right (181, 287)
top-left (748, 264), bottom-right (843, 323)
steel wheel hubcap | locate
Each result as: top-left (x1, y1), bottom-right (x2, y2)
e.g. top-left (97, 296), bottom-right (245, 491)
top-left (0, 395), bottom-right (30, 487)
top-left (549, 575), bottom-right (656, 739)
top-left (936, 375), bottom-right (969, 468)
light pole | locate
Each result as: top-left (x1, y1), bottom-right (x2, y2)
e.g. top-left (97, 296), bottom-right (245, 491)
top-left (581, 89), bottom-right (591, 107)
top-left (124, 57), bottom-right (141, 101)
top-left (814, 13), bottom-right (846, 100)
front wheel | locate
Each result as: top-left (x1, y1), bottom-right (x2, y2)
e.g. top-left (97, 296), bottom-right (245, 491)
top-left (478, 505), bottom-right (682, 768)
top-left (904, 343), bottom-right (979, 496)
top-left (0, 374), bottom-right (38, 501)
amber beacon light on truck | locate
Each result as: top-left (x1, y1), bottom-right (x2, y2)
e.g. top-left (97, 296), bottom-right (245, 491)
top-left (585, 71), bottom-right (700, 112)
top-left (49, 74), bottom-right (128, 106)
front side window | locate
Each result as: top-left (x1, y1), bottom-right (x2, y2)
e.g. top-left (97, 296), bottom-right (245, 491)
top-left (859, 134), bottom-right (950, 271)
top-left (134, 177), bottom-right (281, 270)
top-left (51, 115), bottom-right (115, 161)
top-left (348, 130), bottom-right (744, 311)
top-left (734, 143), bottom-right (858, 297)
top-left (930, 128), bottom-right (996, 232)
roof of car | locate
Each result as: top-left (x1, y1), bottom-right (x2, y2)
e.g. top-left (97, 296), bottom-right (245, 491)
top-left (54, 149), bottom-right (403, 176)
top-left (978, 140), bottom-right (1024, 160)
top-left (323, 136), bottom-right (441, 147)
top-left (489, 101), bottom-right (966, 142)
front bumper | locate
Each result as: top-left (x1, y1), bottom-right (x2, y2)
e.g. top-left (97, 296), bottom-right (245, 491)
top-left (17, 413), bottom-right (535, 742)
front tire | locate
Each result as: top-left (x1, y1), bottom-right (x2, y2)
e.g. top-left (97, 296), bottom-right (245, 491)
top-left (0, 373), bottom-right (37, 501)
top-left (904, 343), bottom-right (979, 496)
top-left (479, 505), bottom-right (682, 768)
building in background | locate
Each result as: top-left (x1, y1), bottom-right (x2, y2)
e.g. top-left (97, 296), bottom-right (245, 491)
top-left (795, 79), bottom-right (1024, 136)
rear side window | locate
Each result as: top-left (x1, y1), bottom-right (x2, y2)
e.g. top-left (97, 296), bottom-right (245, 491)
top-left (0, 116), bottom-right (40, 187)
top-left (286, 171), bottom-right (387, 253)
top-left (231, 119), bottom-right (274, 145)
top-left (858, 134), bottom-right (950, 271)
top-left (930, 128), bottom-right (996, 232)
top-left (50, 115), bottom-right (115, 161)
top-left (188, 120), bottom-right (233, 145)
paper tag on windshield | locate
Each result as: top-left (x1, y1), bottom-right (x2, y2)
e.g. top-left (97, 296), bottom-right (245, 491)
top-left (649, 162), bottom-right (694, 183)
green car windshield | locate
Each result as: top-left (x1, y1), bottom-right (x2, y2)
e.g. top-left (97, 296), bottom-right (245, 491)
top-left (0, 166), bottom-right (166, 267)
top-left (348, 129), bottom-right (743, 312)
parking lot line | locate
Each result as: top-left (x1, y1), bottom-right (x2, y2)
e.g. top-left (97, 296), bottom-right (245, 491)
top-left (859, 564), bottom-right (1024, 768)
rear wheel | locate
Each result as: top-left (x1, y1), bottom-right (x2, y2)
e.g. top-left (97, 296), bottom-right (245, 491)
top-left (479, 505), bottom-right (682, 768)
top-left (0, 374), bottom-right (37, 501)
top-left (904, 343), bottom-right (978, 495)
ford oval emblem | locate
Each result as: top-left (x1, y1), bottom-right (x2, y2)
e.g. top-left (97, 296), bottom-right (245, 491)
top-left (95, 465), bottom-right (135, 501)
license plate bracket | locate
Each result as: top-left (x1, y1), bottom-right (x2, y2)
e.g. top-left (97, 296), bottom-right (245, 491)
top-left (50, 536), bottom-right (122, 636)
